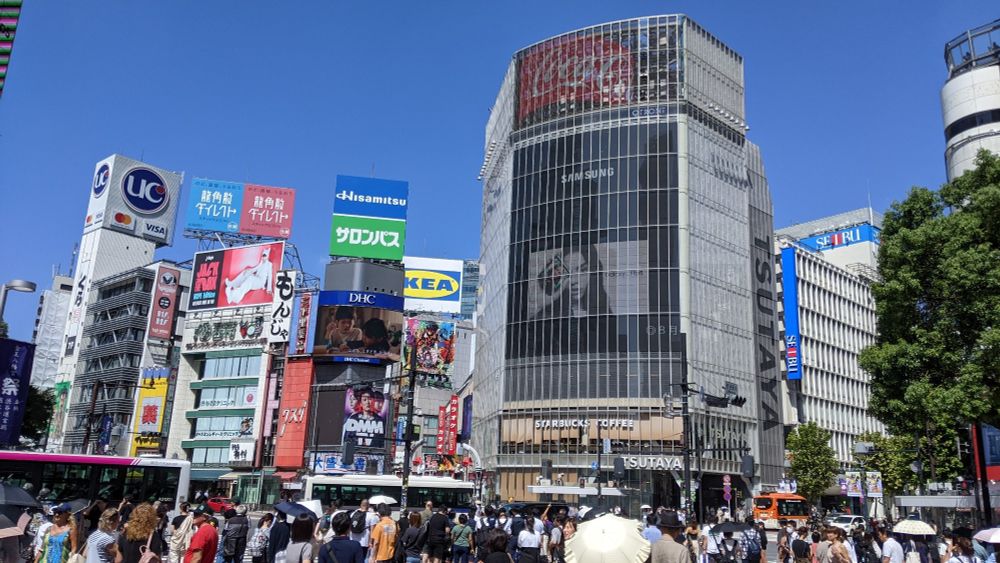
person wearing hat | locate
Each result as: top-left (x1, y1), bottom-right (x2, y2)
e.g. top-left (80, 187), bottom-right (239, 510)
top-left (183, 507), bottom-right (218, 563)
top-left (222, 505), bottom-right (251, 563)
top-left (651, 511), bottom-right (690, 563)
top-left (35, 503), bottom-right (78, 563)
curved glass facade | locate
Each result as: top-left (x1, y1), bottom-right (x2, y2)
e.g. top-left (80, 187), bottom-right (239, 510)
top-left (476, 16), bottom-right (782, 511)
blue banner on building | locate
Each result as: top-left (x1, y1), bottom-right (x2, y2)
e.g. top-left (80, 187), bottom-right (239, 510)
top-left (797, 223), bottom-right (880, 252)
top-left (780, 247), bottom-right (802, 380)
top-left (334, 175), bottom-right (409, 221)
top-left (185, 179), bottom-right (245, 233)
top-left (318, 290), bottom-right (405, 312)
top-left (0, 338), bottom-right (35, 446)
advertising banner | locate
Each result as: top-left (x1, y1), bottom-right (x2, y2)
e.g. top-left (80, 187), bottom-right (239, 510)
top-left (229, 439), bottom-right (255, 466)
top-left (461, 395), bottom-right (473, 442)
top-left (0, 0), bottom-right (21, 97)
top-left (436, 405), bottom-right (447, 455)
top-left (403, 257), bottom-right (463, 314)
top-left (329, 214), bottom-right (406, 261)
top-left (866, 471), bottom-right (884, 498)
top-left (268, 270), bottom-right (297, 343)
top-left (186, 179), bottom-right (244, 233)
top-left (312, 452), bottom-right (384, 475)
top-left (342, 385), bottom-right (388, 448)
top-left (403, 319), bottom-right (456, 376)
top-left (273, 358), bottom-right (314, 468)
top-left (147, 265), bottom-right (181, 341)
top-left (517, 34), bottom-right (633, 127)
top-left (185, 315), bottom-right (267, 352)
top-left (0, 338), bottom-right (34, 446)
top-left (189, 241), bottom-right (285, 311)
top-left (845, 471), bottom-right (863, 497)
top-left (797, 223), bottom-right (880, 252)
top-left (240, 184), bottom-right (296, 238)
top-left (447, 394), bottom-right (459, 455)
top-left (318, 290), bottom-right (404, 312)
top-left (294, 292), bottom-right (313, 355)
top-left (329, 175), bottom-right (408, 261)
top-left (312, 305), bottom-right (403, 363)
top-left (84, 154), bottom-right (184, 247)
top-left (780, 247), bottom-right (802, 380)
top-left (129, 367), bottom-right (169, 456)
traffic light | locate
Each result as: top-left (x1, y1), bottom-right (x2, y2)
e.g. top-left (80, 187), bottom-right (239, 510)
top-left (342, 437), bottom-right (356, 465)
top-left (741, 454), bottom-right (755, 478)
top-left (613, 457), bottom-right (626, 480)
top-left (730, 395), bottom-right (747, 408)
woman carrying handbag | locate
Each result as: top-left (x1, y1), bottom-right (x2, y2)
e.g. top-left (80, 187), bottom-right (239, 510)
top-left (118, 505), bottom-right (166, 563)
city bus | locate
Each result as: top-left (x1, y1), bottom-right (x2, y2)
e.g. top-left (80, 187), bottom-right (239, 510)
top-left (303, 474), bottom-right (475, 514)
top-left (752, 492), bottom-right (811, 529)
top-left (0, 451), bottom-right (191, 511)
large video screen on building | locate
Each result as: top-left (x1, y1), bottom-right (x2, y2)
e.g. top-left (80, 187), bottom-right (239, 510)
top-left (312, 305), bottom-right (403, 364)
top-left (506, 123), bottom-right (681, 367)
top-left (515, 22), bottom-right (679, 130)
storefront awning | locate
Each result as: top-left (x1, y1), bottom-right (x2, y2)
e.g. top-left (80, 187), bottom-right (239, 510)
top-left (273, 471), bottom-right (299, 481)
top-left (528, 485), bottom-right (624, 497)
top-left (894, 495), bottom-right (1000, 509)
top-left (190, 468), bottom-right (229, 481)
top-left (219, 472), bottom-right (244, 481)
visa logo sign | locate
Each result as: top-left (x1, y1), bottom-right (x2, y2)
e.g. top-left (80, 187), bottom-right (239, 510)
top-left (404, 270), bottom-right (460, 300)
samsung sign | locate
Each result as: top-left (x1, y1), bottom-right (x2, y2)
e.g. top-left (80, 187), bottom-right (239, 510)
top-left (318, 290), bottom-right (404, 312)
top-left (781, 247), bottom-right (802, 380)
top-left (798, 223), bottom-right (880, 252)
top-left (334, 175), bottom-right (409, 221)
top-left (403, 256), bottom-right (464, 315)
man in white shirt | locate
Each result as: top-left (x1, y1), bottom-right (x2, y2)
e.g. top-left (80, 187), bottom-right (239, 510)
top-left (701, 516), bottom-right (721, 561)
top-left (879, 529), bottom-right (905, 563)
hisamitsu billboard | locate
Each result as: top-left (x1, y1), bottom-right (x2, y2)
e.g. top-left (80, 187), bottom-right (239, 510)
top-left (334, 175), bottom-right (408, 221)
top-left (329, 175), bottom-right (408, 261)
top-left (403, 256), bottom-right (463, 314)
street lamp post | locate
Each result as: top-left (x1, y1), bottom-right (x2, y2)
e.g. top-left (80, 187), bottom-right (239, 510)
top-left (0, 279), bottom-right (37, 323)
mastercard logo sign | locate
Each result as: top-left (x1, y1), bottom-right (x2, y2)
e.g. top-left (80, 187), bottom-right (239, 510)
top-left (404, 270), bottom-right (461, 300)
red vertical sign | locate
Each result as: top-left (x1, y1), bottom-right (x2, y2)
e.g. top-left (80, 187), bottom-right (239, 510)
top-left (273, 357), bottom-right (314, 469)
top-left (447, 394), bottom-right (460, 455)
top-left (436, 406), bottom-right (447, 455)
top-left (294, 292), bottom-right (312, 355)
top-left (147, 265), bottom-right (180, 340)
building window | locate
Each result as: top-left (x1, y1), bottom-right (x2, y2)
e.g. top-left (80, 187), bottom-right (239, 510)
top-left (191, 447), bottom-right (228, 465)
top-left (201, 355), bottom-right (262, 380)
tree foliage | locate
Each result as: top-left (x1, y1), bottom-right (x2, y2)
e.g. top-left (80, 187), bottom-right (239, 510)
top-left (786, 422), bottom-right (839, 502)
top-left (860, 150), bottom-right (1000, 479)
top-left (856, 431), bottom-right (918, 496)
top-left (20, 385), bottom-right (55, 448)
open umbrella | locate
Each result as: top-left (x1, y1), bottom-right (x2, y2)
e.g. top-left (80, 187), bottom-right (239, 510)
top-left (973, 528), bottom-right (1000, 544)
top-left (274, 502), bottom-right (318, 520)
top-left (65, 499), bottom-right (92, 514)
top-left (0, 484), bottom-right (39, 507)
top-left (369, 495), bottom-right (397, 506)
top-left (565, 514), bottom-right (651, 563)
top-left (711, 521), bottom-right (751, 535)
top-left (893, 519), bottom-right (935, 536)
top-left (0, 514), bottom-right (25, 540)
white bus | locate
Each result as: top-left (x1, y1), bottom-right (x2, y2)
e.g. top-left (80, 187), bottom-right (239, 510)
top-left (0, 451), bottom-right (191, 511)
top-left (303, 474), bottom-right (475, 513)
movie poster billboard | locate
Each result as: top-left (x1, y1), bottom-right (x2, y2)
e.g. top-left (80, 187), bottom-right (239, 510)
top-left (312, 305), bottom-right (403, 364)
top-left (866, 471), bottom-right (884, 498)
top-left (268, 270), bottom-right (297, 344)
top-left (294, 292), bottom-right (313, 355)
top-left (403, 257), bottom-right (464, 314)
top-left (403, 319), bottom-right (456, 375)
top-left (342, 385), bottom-right (388, 448)
top-left (845, 471), bottom-right (863, 497)
top-left (188, 241), bottom-right (285, 311)
top-left (147, 265), bottom-right (181, 341)
top-left (186, 179), bottom-right (296, 239)
top-left (0, 338), bottom-right (34, 446)
top-left (129, 367), bottom-right (169, 456)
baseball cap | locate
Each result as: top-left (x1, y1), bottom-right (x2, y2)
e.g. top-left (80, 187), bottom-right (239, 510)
top-left (50, 503), bottom-right (72, 515)
top-left (192, 505), bottom-right (214, 517)
top-left (640, 504), bottom-right (652, 510)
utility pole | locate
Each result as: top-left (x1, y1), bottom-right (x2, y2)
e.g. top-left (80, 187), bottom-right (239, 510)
top-left (596, 419), bottom-right (603, 503)
top-left (400, 346), bottom-right (419, 511)
top-left (680, 334), bottom-right (692, 515)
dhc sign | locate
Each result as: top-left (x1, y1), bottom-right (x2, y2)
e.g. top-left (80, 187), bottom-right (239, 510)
top-left (798, 223), bottom-right (880, 252)
top-left (318, 290), bottom-right (404, 312)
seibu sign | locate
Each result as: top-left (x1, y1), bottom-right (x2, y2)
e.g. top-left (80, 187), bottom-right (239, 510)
top-left (535, 419), bottom-right (636, 429)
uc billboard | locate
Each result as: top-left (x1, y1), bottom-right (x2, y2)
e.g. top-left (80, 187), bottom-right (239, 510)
top-left (403, 256), bottom-right (463, 314)
top-left (329, 175), bottom-right (408, 261)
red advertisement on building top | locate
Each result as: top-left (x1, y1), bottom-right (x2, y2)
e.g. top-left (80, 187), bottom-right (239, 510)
top-left (189, 241), bottom-right (285, 311)
top-left (517, 34), bottom-right (633, 125)
top-left (147, 265), bottom-right (180, 341)
top-left (240, 184), bottom-right (295, 239)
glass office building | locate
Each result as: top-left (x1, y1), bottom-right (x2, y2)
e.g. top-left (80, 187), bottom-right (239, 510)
top-left (475, 16), bottom-right (784, 512)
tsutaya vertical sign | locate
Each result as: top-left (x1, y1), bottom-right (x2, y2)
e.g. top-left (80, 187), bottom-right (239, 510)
top-left (268, 270), bottom-right (297, 343)
top-left (148, 265), bottom-right (181, 341)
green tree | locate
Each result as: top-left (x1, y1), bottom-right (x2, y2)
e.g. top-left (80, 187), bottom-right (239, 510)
top-left (19, 385), bottom-right (55, 448)
top-left (859, 150), bottom-right (1000, 482)
top-left (786, 422), bottom-right (839, 503)
top-left (856, 432), bottom-right (918, 497)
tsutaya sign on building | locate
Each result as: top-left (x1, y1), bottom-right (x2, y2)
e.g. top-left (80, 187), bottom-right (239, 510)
top-left (534, 419), bottom-right (636, 429)
top-left (621, 455), bottom-right (683, 471)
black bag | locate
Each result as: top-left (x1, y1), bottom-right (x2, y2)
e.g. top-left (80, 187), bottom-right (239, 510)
top-left (350, 510), bottom-right (367, 535)
top-left (510, 516), bottom-right (525, 537)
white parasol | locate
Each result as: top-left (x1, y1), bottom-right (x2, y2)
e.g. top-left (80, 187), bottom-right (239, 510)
top-left (565, 514), bottom-right (651, 563)
top-left (893, 519), bottom-right (936, 536)
top-left (973, 527), bottom-right (1000, 544)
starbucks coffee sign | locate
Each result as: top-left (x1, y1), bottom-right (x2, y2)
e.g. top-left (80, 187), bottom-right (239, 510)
top-left (534, 419), bottom-right (636, 429)
top-left (622, 455), bottom-right (683, 471)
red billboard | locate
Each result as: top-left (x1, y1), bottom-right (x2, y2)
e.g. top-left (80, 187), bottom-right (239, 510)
top-left (274, 357), bottom-right (314, 469)
top-left (147, 265), bottom-right (180, 341)
top-left (240, 184), bottom-right (296, 238)
top-left (189, 241), bottom-right (285, 311)
top-left (517, 34), bottom-right (633, 125)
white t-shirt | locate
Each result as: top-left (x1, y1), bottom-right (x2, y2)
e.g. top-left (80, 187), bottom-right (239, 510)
top-left (518, 530), bottom-right (542, 549)
top-left (702, 525), bottom-right (720, 555)
top-left (883, 538), bottom-right (905, 563)
top-left (348, 510), bottom-right (379, 547)
top-left (533, 520), bottom-right (545, 534)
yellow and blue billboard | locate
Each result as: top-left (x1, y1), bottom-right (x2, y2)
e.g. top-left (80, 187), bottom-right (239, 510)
top-left (403, 257), bottom-right (463, 314)
top-left (130, 367), bottom-right (170, 456)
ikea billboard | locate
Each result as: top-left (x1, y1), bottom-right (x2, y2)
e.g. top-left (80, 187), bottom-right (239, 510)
top-left (403, 256), bottom-right (463, 314)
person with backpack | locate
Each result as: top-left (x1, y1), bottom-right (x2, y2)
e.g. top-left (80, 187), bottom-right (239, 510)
top-left (507, 510), bottom-right (526, 559)
top-left (319, 513), bottom-right (363, 563)
top-left (247, 514), bottom-right (273, 563)
top-left (267, 510), bottom-right (291, 563)
top-left (349, 501), bottom-right (378, 562)
top-left (740, 520), bottom-right (763, 563)
top-left (221, 506), bottom-right (250, 563)
top-left (474, 507), bottom-right (498, 562)
top-left (718, 531), bottom-right (744, 563)
top-left (450, 515), bottom-right (473, 563)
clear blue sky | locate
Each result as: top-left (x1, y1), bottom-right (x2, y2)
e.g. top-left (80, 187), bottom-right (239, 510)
top-left (0, 1), bottom-right (996, 342)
